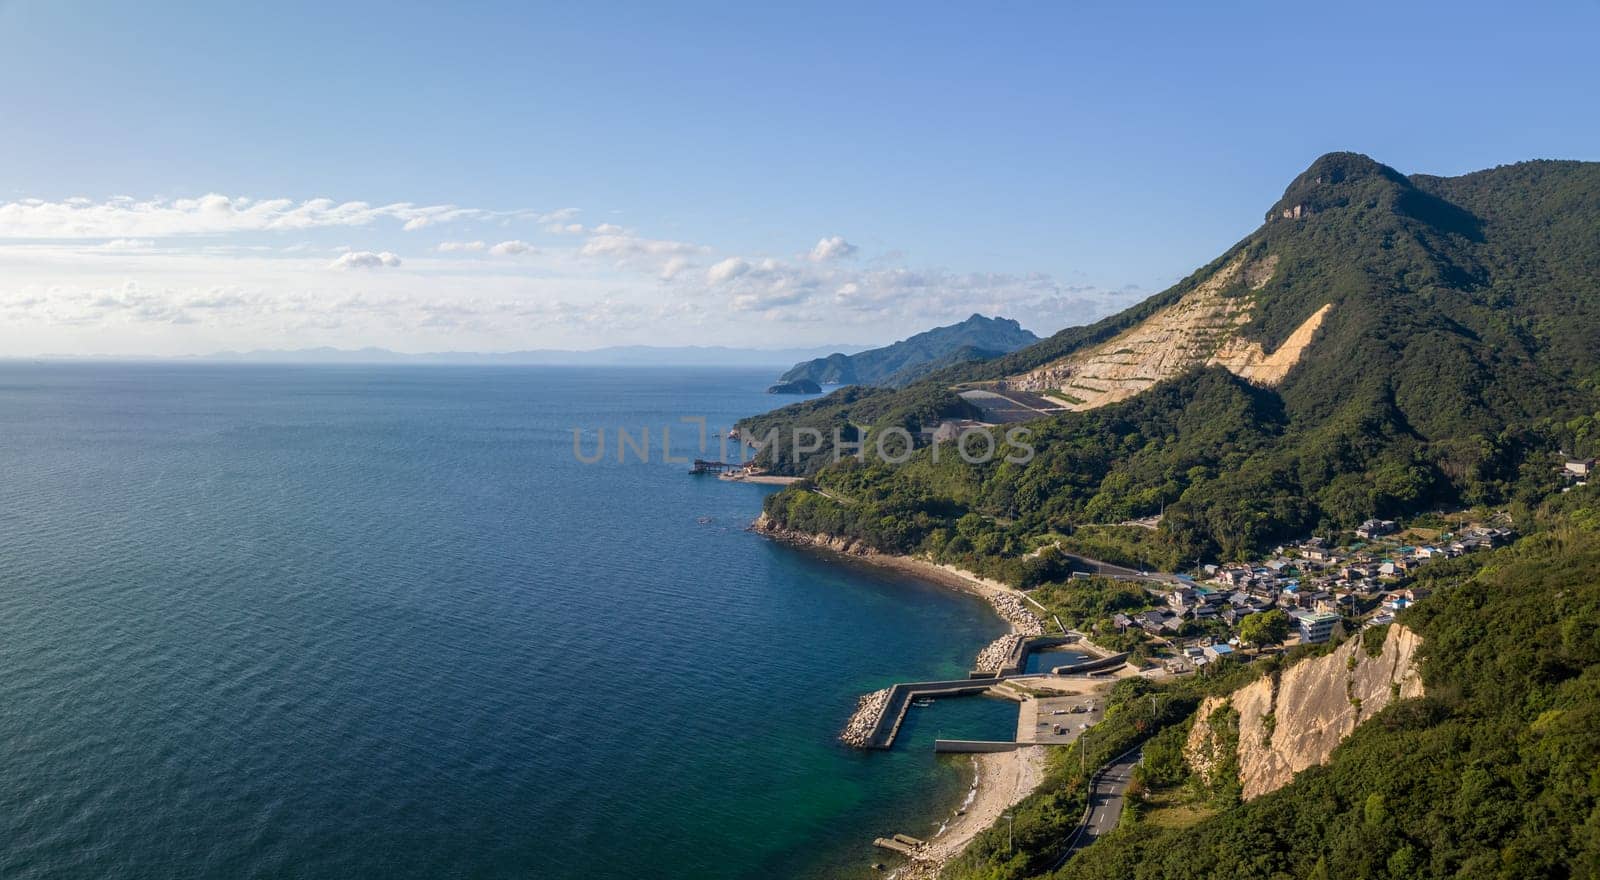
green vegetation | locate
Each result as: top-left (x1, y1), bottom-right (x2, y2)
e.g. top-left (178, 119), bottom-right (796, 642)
top-left (942, 678), bottom-right (1201, 880)
top-left (755, 154), bottom-right (1600, 564)
top-left (1028, 577), bottom-right (1157, 656)
top-left (1237, 609), bottom-right (1290, 649)
top-left (1362, 622), bottom-right (1392, 657)
top-left (737, 382), bottom-right (980, 476)
top-left (777, 313), bottom-right (1037, 388)
top-left (1030, 486), bottom-right (1600, 880)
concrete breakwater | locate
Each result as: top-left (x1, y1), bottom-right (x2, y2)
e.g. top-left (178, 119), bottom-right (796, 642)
top-left (840, 688), bottom-right (893, 747)
top-left (969, 588), bottom-right (1045, 672)
top-left (974, 634), bottom-right (1024, 673)
top-left (1050, 652), bottom-right (1129, 675)
top-left (839, 633), bottom-right (1113, 749)
top-left (934, 739), bottom-right (1019, 753)
top-left (849, 679), bottom-right (1011, 749)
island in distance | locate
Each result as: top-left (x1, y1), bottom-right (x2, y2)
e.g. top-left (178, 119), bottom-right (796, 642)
top-left (770, 314), bottom-right (1038, 392)
top-left (766, 378), bottom-right (823, 394)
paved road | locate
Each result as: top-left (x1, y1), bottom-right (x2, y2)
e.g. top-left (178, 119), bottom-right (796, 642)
top-left (1061, 551), bottom-right (1183, 585)
top-left (1052, 747), bottom-right (1141, 868)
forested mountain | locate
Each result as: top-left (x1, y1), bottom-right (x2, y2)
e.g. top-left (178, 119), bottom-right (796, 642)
top-left (776, 314), bottom-right (1037, 387)
top-left (749, 153), bottom-right (1600, 566)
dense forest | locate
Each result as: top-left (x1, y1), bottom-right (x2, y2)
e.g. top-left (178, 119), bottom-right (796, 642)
top-left (752, 154), bottom-right (1600, 565)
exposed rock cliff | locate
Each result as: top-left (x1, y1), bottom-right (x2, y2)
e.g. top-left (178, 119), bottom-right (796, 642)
top-left (1185, 624), bottom-right (1424, 800)
top-left (1006, 252), bottom-right (1331, 410)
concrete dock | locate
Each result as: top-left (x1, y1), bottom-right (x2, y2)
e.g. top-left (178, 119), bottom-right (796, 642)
top-left (872, 837), bottom-right (917, 855)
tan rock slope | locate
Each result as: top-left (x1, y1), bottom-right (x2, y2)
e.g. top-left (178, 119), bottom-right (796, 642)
top-left (1006, 253), bottom-right (1331, 410)
top-left (1185, 624), bottom-right (1424, 800)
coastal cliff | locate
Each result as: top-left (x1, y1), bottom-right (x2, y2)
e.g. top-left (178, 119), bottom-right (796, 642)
top-left (1185, 624), bottom-right (1424, 800)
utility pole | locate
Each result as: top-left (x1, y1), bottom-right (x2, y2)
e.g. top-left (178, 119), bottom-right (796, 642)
top-left (1004, 812), bottom-right (1015, 854)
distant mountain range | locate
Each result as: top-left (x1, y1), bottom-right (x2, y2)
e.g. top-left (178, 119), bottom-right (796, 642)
top-left (29, 344), bottom-right (871, 367)
top-left (776, 314), bottom-right (1038, 388)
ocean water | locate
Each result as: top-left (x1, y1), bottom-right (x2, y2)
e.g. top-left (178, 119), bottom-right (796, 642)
top-left (0, 364), bottom-right (1011, 880)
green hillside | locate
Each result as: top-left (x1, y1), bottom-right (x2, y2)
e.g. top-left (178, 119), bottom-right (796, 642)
top-left (750, 154), bottom-right (1600, 565)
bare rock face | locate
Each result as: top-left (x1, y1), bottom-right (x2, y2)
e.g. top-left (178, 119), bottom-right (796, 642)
top-left (1186, 624), bottom-right (1424, 800)
top-left (1007, 253), bottom-right (1330, 410)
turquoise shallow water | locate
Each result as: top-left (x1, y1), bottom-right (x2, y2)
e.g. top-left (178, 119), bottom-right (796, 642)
top-left (0, 363), bottom-right (1009, 880)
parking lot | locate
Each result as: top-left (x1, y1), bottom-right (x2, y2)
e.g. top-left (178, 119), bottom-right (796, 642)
top-left (1018, 692), bottom-right (1104, 744)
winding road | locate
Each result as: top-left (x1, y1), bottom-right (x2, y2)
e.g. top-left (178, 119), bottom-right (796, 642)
top-left (1051, 746), bottom-right (1142, 868)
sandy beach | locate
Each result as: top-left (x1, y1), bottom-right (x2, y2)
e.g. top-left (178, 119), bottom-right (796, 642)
top-left (893, 746), bottom-right (1048, 879)
top-left (717, 472), bottom-right (804, 485)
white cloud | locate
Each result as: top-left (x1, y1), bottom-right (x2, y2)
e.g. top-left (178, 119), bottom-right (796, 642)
top-left (98, 238), bottom-right (157, 251)
top-left (400, 207), bottom-right (480, 231)
top-left (659, 255), bottom-right (693, 280)
top-left (329, 251), bottom-right (402, 270)
top-left (0, 194), bottom-right (514, 239)
top-left (488, 240), bottom-right (534, 256)
top-left (707, 257), bottom-right (750, 284)
top-left (577, 230), bottom-right (707, 280)
top-left (541, 208), bottom-right (585, 235)
top-left (0, 188), bottom-right (1146, 355)
top-left (580, 232), bottom-right (701, 259)
top-left (808, 235), bottom-right (858, 262)
top-left (539, 208), bottom-right (581, 224)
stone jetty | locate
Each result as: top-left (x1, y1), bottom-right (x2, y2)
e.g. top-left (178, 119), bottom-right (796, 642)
top-left (840, 687), bottom-right (892, 747)
top-left (971, 591), bottom-right (1045, 672)
top-left (974, 633), bottom-right (1023, 673)
top-left (987, 590), bottom-right (1044, 635)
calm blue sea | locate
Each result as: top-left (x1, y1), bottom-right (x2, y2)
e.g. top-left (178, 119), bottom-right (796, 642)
top-left (0, 363), bottom-right (1011, 880)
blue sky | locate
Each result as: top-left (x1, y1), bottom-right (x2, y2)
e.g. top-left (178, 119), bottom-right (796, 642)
top-left (1, 0), bottom-right (1597, 355)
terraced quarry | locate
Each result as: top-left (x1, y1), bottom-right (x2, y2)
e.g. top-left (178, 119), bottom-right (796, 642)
top-left (1002, 253), bottom-right (1331, 410)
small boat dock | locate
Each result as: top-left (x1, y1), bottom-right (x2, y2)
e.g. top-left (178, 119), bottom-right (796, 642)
top-left (689, 459), bottom-right (739, 474)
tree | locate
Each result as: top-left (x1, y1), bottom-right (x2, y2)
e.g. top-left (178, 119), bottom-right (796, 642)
top-left (1238, 609), bottom-right (1291, 648)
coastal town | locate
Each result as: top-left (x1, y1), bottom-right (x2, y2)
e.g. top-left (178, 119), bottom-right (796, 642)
top-left (1104, 514), bottom-right (1519, 674)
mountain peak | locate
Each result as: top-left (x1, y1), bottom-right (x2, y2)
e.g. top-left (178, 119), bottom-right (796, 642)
top-left (1268, 151), bottom-right (1411, 221)
top-left (963, 313), bottom-right (1021, 330)
top-left (1299, 151), bottom-right (1408, 186)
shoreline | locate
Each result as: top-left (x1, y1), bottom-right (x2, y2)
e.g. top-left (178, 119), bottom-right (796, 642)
top-left (893, 746), bottom-right (1047, 880)
top-left (751, 514), bottom-right (1056, 875)
top-left (717, 472), bottom-right (804, 485)
top-left (751, 513), bottom-right (1047, 634)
